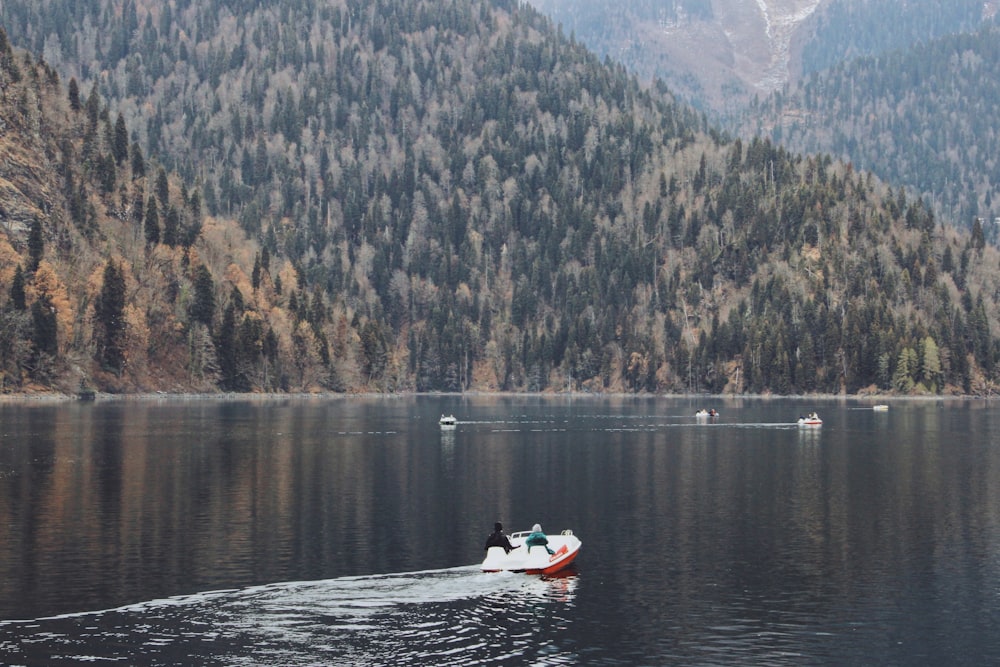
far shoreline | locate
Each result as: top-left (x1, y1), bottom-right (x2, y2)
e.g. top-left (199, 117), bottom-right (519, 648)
top-left (0, 391), bottom-right (995, 404)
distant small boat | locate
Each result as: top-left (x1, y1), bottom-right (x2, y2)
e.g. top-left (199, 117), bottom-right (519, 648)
top-left (695, 409), bottom-right (719, 418)
top-left (872, 404), bottom-right (889, 411)
top-left (439, 414), bottom-right (457, 428)
top-left (798, 412), bottom-right (822, 426)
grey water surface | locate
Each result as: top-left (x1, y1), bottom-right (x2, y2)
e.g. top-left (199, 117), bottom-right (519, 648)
top-left (1, 395), bottom-right (998, 665)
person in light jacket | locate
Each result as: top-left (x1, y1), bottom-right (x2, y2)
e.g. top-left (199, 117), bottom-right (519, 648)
top-left (525, 523), bottom-right (554, 554)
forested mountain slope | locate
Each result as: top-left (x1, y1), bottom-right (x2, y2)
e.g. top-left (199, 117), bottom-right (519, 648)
top-left (739, 21), bottom-right (1000, 238)
top-left (1, 0), bottom-right (999, 396)
top-left (794, 0), bottom-right (989, 77)
top-left (524, 0), bottom-right (989, 112)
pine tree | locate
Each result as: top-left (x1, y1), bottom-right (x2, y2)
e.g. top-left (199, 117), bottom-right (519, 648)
top-left (0, 27), bottom-right (21, 83)
top-left (85, 85), bottom-right (100, 127)
top-left (893, 347), bottom-right (918, 393)
top-left (27, 218), bottom-right (43, 273)
top-left (97, 153), bottom-right (116, 193)
top-left (68, 77), bottom-right (80, 111)
top-left (95, 260), bottom-right (127, 374)
top-left (190, 264), bottom-right (216, 329)
top-left (144, 196), bottom-right (160, 245)
top-left (163, 205), bottom-right (179, 247)
top-left (920, 336), bottom-right (941, 392)
top-left (113, 113), bottom-right (129, 165)
top-left (130, 141), bottom-right (146, 177)
top-left (30, 294), bottom-right (57, 359)
top-left (970, 217), bottom-right (985, 251)
top-left (252, 253), bottom-right (262, 291)
top-left (361, 320), bottom-right (388, 381)
top-left (9, 265), bottom-right (26, 311)
top-left (155, 167), bottom-right (169, 205)
top-left (216, 303), bottom-right (238, 390)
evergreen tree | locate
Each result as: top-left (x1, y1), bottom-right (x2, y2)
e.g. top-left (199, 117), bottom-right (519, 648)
top-left (216, 303), bottom-right (238, 390)
top-left (95, 259), bottom-right (127, 374)
top-left (190, 264), bottom-right (216, 329)
top-left (187, 188), bottom-right (201, 220)
top-left (877, 351), bottom-right (892, 389)
top-left (68, 77), bottom-right (80, 111)
top-left (9, 265), bottom-right (26, 311)
top-left (253, 135), bottom-right (268, 185)
top-left (0, 27), bottom-right (19, 82)
top-left (144, 196), bottom-right (160, 245)
top-left (360, 320), bottom-right (388, 381)
top-left (155, 167), bottom-right (169, 205)
top-left (920, 336), bottom-right (941, 392)
top-left (113, 113), bottom-right (128, 165)
top-left (130, 141), bottom-right (146, 177)
top-left (970, 217), bottom-right (986, 251)
top-left (97, 153), bottom-right (116, 193)
top-left (163, 205), bottom-right (180, 247)
top-left (30, 294), bottom-right (57, 359)
top-left (893, 347), bottom-right (918, 393)
top-left (85, 85), bottom-right (100, 127)
top-left (252, 252), bottom-right (262, 291)
top-left (27, 218), bottom-right (43, 273)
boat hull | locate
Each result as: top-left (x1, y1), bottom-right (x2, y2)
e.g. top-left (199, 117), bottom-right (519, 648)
top-left (481, 531), bottom-right (581, 575)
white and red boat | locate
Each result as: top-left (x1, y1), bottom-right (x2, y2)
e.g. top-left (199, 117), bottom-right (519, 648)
top-left (481, 529), bottom-right (581, 575)
top-left (798, 412), bottom-right (823, 426)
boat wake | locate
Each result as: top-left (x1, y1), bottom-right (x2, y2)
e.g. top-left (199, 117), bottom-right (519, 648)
top-left (455, 413), bottom-right (824, 433)
top-left (0, 567), bottom-right (579, 665)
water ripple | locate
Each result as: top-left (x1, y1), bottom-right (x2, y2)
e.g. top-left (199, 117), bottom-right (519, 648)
top-left (0, 567), bottom-right (581, 666)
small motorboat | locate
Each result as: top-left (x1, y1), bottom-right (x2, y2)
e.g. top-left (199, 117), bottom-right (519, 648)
top-left (798, 412), bottom-right (822, 426)
top-left (482, 529), bottom-right (581, 575)
top-left (873, 404), bottom-right (889, 411)
top-left (695, 409), bottom-right (719, 418)
top-left (439, 414), bottom-right (457, 428)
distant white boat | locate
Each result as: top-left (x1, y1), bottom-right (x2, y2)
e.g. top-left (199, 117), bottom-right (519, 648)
top-left (798, 412), bottom-right (822, 426)
top-left (695, 409), bottom-right (719, 418)
top-left (439, 414), bottom-right (457, 428)
top-left (873, 404), bottom-right (889, 411)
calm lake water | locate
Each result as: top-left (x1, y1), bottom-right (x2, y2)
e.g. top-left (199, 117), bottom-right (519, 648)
top-left (1, 395), bottom-right (999, 665)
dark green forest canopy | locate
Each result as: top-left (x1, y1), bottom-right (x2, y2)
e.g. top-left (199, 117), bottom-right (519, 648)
top-left (1, 0), bottom-right (999, 396)
top-left (740, 19), bottom-right (1000, 239)
top-left (798, 0), bottom-right (986, 76)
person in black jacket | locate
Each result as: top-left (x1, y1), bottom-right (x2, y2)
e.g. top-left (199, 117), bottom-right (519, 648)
top-left (484, 522), bottom-right (517, 553)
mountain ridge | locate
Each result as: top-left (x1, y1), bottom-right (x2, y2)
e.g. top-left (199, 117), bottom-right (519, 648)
top-left (527, 0), bottom-right (989, 111)
top-left (737, 20), bottom-right (1000, 236)
top-left (0, 1), bottom-right (998, 396)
